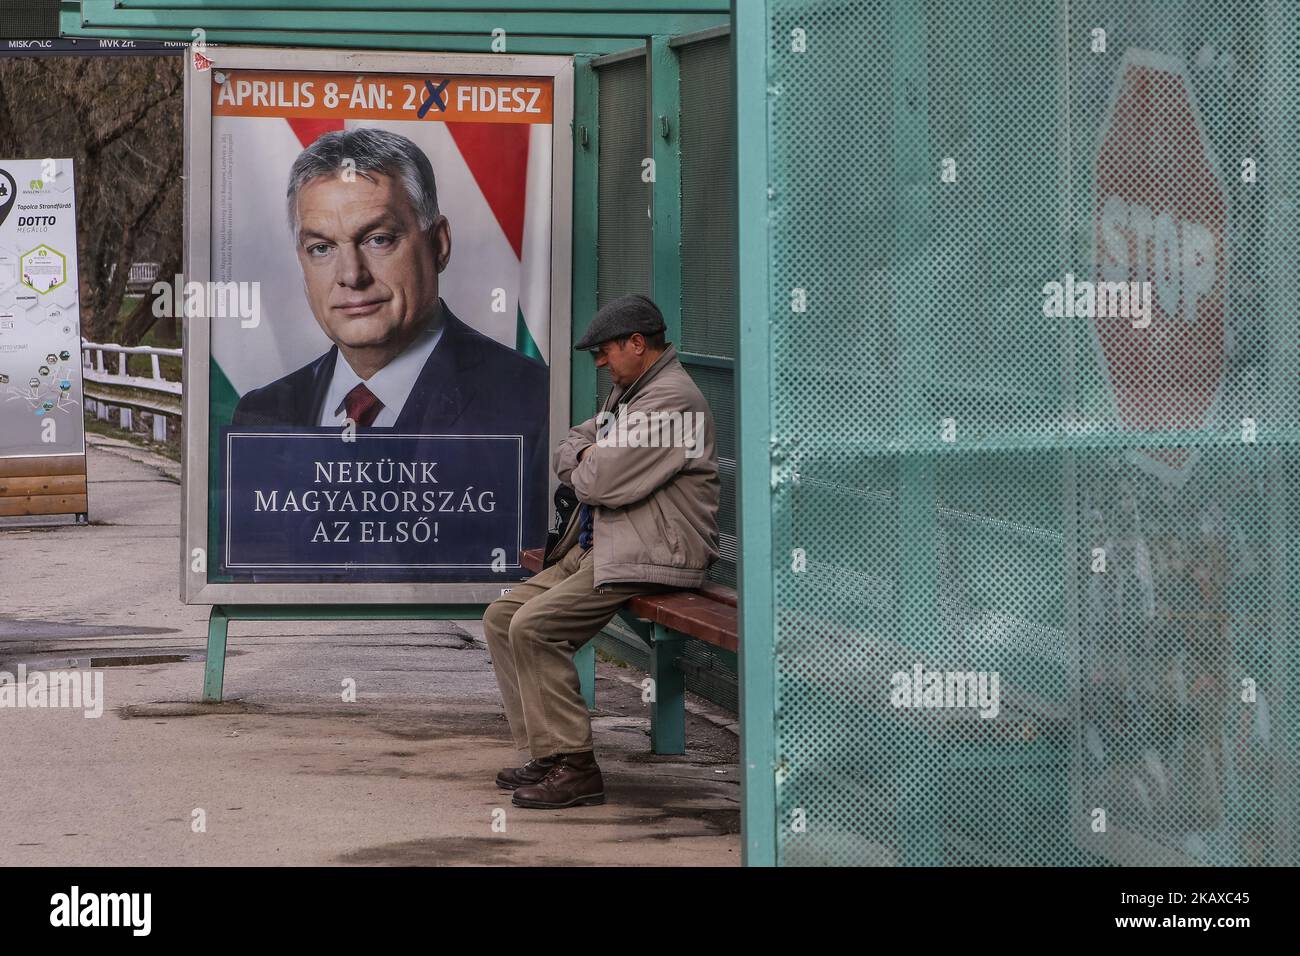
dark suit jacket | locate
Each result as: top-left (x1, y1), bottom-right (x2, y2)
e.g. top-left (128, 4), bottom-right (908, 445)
top-left (231, 300), bottom-right (549, 548)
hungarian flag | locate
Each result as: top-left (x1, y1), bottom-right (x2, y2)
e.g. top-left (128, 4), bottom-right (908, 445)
top-left (209, 108), bottom-right (553, 401)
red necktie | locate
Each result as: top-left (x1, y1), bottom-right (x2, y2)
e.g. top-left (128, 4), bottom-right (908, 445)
top-left (343, 383), bottom-right (384, 427)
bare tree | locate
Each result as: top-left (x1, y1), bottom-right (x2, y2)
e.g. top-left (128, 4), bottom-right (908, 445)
top-left (0, 54), bottom-right (183, 343)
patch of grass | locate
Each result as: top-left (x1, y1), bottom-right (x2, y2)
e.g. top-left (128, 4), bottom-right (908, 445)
top-left (83, 413), bottom-right (181, 463)
top-left (595, 646), bottom-right (630, 668)
top-left (106, 299), bottom-right (182, 382)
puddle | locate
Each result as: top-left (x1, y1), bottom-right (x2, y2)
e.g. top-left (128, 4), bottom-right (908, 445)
top-left (336, 836), bottom-right (538, 866)
top-left (17, 650), bottom-right (203, 671)
top-left (88, 653), bottom-right (194, 668)
top-left (118, 700), bottom-right (266, 718)
top-left (0, 619), bottom-right (179, 641)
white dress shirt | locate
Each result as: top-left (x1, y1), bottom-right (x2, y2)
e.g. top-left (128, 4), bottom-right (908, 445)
top-left (317, 322), bottom-right (445, 427)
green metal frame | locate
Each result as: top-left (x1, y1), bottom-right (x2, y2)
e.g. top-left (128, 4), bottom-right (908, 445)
top-left (733, 0), bottom-right (775, 867)
top-left (571, 54), bottom-right (601, 422)
top-left (203, 603), bottom-right (486, 702)
top-left (117, 0), bottom-right (727, 8)
top-left (200, 601), bottom-right (695, 758)
top-left (59, 24), bottom-right (634, 55)
top-left (204, 604), bottom-right (603, 735)
top-left (79, 0), bottom-right (724, 38)
top-left (648, 34), bottom-right (682, 344)
top-left (61, 1), bottom-right (727, 56)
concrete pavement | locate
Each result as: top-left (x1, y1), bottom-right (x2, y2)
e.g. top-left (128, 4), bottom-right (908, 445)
top-left (0, 434), bottom-right (740, 865)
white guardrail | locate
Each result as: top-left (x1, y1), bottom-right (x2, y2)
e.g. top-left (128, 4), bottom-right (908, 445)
top-left (80, 341), bottom-right (183, 443)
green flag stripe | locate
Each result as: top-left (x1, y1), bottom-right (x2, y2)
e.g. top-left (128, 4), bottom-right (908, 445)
top-left (515, 304), bottom-right (544, 363)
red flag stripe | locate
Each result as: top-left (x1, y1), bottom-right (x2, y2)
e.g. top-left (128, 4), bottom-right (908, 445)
top-left (286, 117), bottom-right (345, 149)
top-left (446, 122), bottom-right (530, 260)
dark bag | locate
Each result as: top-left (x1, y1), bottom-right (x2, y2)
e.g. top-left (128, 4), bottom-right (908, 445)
top-left (542, 483), bottom-right (580, 567)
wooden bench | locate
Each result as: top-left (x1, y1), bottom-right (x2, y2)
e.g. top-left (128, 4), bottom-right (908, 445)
top-left (519, 547), bottom-right (737, 755)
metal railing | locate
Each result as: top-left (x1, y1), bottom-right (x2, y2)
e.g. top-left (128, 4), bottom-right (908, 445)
top-left (81, 341), bottom-right (182, 442)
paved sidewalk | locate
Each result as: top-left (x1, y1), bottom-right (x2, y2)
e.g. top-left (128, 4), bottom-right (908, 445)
top-left (0, 436), bottom-right (740, 866)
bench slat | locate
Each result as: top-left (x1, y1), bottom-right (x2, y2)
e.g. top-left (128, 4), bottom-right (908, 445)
top-left (696, 582), bottom-right (738, 608)
top-left (629, 592), bottom-right (738, 652)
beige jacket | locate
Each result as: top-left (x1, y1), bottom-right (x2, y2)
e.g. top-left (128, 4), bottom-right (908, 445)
top-left (553, 345), bottom-right (720, 588)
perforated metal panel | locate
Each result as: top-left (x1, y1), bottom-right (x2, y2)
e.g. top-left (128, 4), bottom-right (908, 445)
top-left (761, 0), bottom-right (1298, 866)
top-left (680, 35), bottom-right (738, 359)
top-left (595, 54), bottom-right (647, 419)
top-left (596, 54), bottom-right (651, 306)
top-left (686, 364), bottom-right (738, 587)
top-left (680, 34), bottom-right (740, 591)
top-left (0, 0), bottom-right (59, 38)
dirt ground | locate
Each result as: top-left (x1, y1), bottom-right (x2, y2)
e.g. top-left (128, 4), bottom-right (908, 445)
top-left (0, 435), bottom-right (740, 866)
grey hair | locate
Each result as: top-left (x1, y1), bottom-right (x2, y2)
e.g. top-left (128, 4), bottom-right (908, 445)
top-left (286, 127), bottom-right (440, 237)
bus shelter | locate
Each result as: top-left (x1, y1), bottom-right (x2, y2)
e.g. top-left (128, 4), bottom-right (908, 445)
top-left (58, 0), bottom-right (1299, 868)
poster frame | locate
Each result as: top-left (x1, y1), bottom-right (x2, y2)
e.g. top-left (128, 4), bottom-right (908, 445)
top-left (180, 46), bottom-right (574, 605)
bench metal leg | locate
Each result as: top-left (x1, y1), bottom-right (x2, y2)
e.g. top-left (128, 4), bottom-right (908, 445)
top-left (199, 604), bottom-right (490, 704)
top-left (649, 624), bottom-right (687, 755)
top-left (575, 640), bottom-right (596, 710)
top-left (202, 605), bottom-right (229, 703)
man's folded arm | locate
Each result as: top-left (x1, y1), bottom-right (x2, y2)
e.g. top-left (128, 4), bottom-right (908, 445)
top-left (568, 429), bottom-right (686, 510)
top-left (553, 418), bottom-right (598, 486)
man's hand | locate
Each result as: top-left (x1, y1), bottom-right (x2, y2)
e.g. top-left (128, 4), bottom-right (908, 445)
top-left (577, 444), bottom-right (593, 462)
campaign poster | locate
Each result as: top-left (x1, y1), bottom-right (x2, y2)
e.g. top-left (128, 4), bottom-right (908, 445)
top-left (0, 158), bottom-right (84, 459)
top-left (193, 54), bottom-right (569, 593)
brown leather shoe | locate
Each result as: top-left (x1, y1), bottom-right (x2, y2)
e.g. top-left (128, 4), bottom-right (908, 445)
top-left (495, 755), bottom-right (560, 791)
top-left (511, 751), bottom-right (605, 808)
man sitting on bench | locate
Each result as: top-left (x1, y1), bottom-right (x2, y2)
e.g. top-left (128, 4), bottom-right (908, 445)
top-left (482, 294), bottom-right (721, 809)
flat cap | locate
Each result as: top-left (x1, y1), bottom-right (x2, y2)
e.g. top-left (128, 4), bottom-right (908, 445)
top-left (574, 293), bottom-right (666, 351)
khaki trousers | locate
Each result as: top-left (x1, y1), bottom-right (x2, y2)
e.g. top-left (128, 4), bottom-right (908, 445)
top-left (483, 544), bottom-right (668, 757)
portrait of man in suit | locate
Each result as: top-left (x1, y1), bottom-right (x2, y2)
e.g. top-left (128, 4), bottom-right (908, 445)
top-left (233, 127), bottom-right (546, 433)
top-left (231, 127), bottom-right (548, 545)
